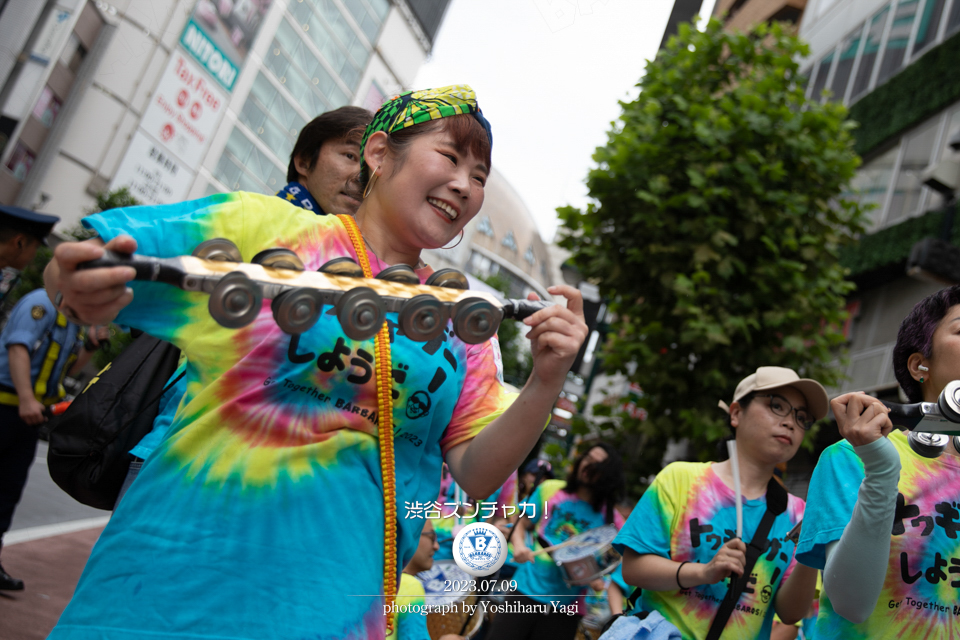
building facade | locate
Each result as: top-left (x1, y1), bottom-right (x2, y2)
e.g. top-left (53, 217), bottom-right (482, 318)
top-left (799, 0), bottom-right (960, 400)
top-left (0, 0), bottom-right (451, 227)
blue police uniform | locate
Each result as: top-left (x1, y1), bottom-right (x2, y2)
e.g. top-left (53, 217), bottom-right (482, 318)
top-left (0, 289), bottom-right (82, 568)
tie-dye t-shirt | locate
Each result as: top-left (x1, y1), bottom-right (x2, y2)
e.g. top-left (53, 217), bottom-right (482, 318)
top-left (796, 430), bottom-right (960, 640)
top-left (514, 479), bottom-right (625, 609)
top-left (434, 472), bottom-right (518, 561)
top-left (387, 573), bottom-right (429, 640)
top-left (49, 192), bottom-right (514, 640)
top-left (613, 462), bottom-right (803, 640)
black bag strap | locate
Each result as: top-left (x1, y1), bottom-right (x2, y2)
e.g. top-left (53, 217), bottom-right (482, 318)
top-left (704, 477), bottom-right (787, 640)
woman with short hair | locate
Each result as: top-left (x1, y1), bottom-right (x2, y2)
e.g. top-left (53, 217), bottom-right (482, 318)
top-left (797, 285), bottom-right (960, 639)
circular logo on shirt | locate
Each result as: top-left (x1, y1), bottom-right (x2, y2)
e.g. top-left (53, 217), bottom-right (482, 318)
top-left (30, 305), bottom-right (46, 320)
top-left (453, 522), bottom-right (507, 577)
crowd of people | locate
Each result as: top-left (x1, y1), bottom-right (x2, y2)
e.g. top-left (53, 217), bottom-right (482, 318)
top-left (0, 83), bottom-right (957, 640)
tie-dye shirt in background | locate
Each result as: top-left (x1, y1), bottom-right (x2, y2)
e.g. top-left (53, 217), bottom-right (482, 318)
top-left (387, 573), bottom-right (429, 640)
top-left (796, 430), bottom-right (960, 640)
top-left (434, 471), bottom-right (518, 561)
top-left (49, 192), bottom-right (514, 640)
top-left (514, 479), bottom-right (625, 611)
top-left (613, 462), bottom-right (803, 640)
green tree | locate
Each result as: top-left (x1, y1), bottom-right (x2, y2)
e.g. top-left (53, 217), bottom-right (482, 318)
top-left (482, 273), bottom-right (533, 387)
top-left (558, 19), bottom-right (868, 491)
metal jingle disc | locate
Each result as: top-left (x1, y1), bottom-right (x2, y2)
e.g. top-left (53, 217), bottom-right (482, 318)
top-left (375, 264), bottom-right (420, 285)
top-left (251, 248), bottom-right (305, 271)
top-left (271, 288), bottom-right (323, 334)
top-left (425, 268), bottom-right (469, 290)
top-left (907, 431), bottom-right (949, 459)
top-left (938, 380), bottom-right (960, 423)
top-left (192, 238), bottom-right (242, 262)
top-left (452, 297), bottom-right (501, 345)
top-left (209, 271), bottom-right (262, 329)
top-left (335, 287), bottom-right (386, 341)
top-left (399, 294), bottom-right (447, 342)
top-left (319, 257), bottom-right (364, 277)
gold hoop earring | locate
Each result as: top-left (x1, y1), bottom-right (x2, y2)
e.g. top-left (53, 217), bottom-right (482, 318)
top-left (442, 229), bottom-right (465, 250)
top-left (362, 166), bottom-right (380, 199)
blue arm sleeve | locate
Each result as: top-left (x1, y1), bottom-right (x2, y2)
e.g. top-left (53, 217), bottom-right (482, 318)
top-left (821, 437), bottom-right (901, 624)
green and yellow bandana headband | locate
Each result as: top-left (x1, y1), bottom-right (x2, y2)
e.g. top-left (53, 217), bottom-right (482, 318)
top-left (359, 84), bottom-right (493, 180)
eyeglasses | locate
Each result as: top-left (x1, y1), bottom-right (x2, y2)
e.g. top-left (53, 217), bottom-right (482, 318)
top-left (420, 531), bottom-right (437, 543)
top-left (755, 394), bottom-right (815, 431)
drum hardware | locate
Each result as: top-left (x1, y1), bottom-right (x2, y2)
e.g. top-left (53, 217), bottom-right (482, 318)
top-left (425, 268), bottom-right (469, 290)
top-left (549, 524), bottom-right (622, 587)
top-left (77, 239), bottom-right (554, 344)
top-left (375, 264), bottom-right (420, 284)
top-left (417, 560), bottom-right (486, 640)
top-left (318, 257), bottom-right (365, 277)
top-left (192, 238), bottom-right (242, 262)
top-left (880, 380), bottom-right (960, 458)
top-left (251, 248), bottom-right (305, 271)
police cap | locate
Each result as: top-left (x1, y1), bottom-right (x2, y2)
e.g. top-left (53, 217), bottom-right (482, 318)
top-left (0, 205), bottom-right (59, 245)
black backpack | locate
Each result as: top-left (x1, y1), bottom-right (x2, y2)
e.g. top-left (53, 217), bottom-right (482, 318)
top-left (47, 332), bottom-right (183, 510)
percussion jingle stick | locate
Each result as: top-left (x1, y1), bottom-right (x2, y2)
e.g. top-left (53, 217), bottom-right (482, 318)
top-left (501, 299), bottom-right (556, 320)
top-left (77, 251), bottom-right (184, 286)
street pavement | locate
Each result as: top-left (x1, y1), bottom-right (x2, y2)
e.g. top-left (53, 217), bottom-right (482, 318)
top-left (1, 441), bottom-right (111, 640)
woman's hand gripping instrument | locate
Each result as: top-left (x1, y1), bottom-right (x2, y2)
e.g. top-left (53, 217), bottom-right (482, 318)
top-left (879, 380), bottom-right (960, 458)
top-left (76, 238), bottom-right (553, 345)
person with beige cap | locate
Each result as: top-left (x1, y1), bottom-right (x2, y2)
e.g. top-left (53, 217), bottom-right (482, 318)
top-left (611, 366), bottom-right (824, 639)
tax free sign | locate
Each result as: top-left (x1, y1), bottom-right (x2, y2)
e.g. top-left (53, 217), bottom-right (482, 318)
top-left (180, 18), bottom-right (239, 91)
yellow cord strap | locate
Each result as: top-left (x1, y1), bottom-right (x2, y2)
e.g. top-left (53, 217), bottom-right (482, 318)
top-left (337, 214), bottom-right (398, 631)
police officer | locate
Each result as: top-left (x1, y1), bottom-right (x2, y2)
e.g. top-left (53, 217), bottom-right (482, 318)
top-left (0, 287), bottom-right (104, 590)
top-left (0, 205), bottom-right (59, 272)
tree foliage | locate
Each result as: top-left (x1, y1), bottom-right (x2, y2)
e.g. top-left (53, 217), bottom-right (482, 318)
top-left (558, 19), bottom-right (868, 489)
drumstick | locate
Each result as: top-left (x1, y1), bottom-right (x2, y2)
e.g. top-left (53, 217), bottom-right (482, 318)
top-left (531, 537), bottom-right (580, 557)
top-left (727, 440), bottom-right (743, 539)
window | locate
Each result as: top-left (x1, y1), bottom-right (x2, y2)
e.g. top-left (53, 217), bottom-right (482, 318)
top-left (809, 50), bottom-right (835, 101)
top-left (877, 0), bottom-right (920, 85)
top-left (886, 117), bottom-right (939, 223)
top-left (948, 0), bottom-right (960, 33)
top-left (928, 107), bottom-right (960, 210)
top-left (524, 246), bottom-right (536, 266)
top-left (852, 6), bottom-right (890, 100)
top-left (476, 216), bottom-right (494, 237)
top-left (914, 0), bottom-right (946, 54)
top-left (848, 145), bottom-right (898, 228)
top-left (830, 25), bottom-right (864, 102)
top-left (32, 86), bottom-right (62, 127)
top-left (501, 231), bottom-right (517, 251)
top-left (5, 142), bottom-right (35, 181)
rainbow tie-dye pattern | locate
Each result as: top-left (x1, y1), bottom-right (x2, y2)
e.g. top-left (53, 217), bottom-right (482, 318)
top-left (797, 430), bottom-right (960, 639)
top-left (613, 462), bottom-right (803, 640)
top-left (49, 192), bottom-right (513, 640)
top-left (514, 479), bottom-right (625, 611)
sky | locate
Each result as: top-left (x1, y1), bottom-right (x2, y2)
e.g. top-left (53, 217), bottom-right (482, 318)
top-left (414, 0), bottom-right (718, 241)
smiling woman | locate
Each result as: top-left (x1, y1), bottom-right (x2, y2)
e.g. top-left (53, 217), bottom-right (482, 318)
top-left (40, 84), bottom-right (589, 640)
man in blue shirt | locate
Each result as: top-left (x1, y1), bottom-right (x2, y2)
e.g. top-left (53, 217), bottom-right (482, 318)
top-left (275, 105), bottom-right (372, 215)
top-left (0, 288), bottom-right (104, 590)
top-left (0, 205), bottom-right (59, 273)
